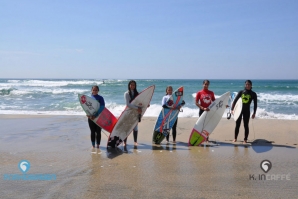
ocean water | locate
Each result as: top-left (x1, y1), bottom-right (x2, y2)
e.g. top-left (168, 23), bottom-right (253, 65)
top-left (0, 79), bottom-right (297, 120)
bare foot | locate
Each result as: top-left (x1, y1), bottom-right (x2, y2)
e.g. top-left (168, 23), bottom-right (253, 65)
top-left (243, 140), bottom-right (248, 144)
top-left (233, 139), bottom-right (237, 142)
top-left (134, 142), bottom-right (138, 146)
top-left (96, 145), bottom-right (99, 148)
top-left (173, 141), bottom-right (176, 144)
top-left (92, 145), bottom-right (95, 148)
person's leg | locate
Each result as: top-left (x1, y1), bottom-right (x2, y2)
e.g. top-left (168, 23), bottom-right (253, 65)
top-left (96, 126), bottom-right (102, 148)
top-left (133, 125), bottom-right (138, 145)
top-left (88, 119), bottom-right (96, 147)
top-left (166, 133), bottom-right (170, 142)
top-left (199, 109), bottom-right (204, 117)
top-left (243, 111), bottom-right (250, 142)
top-left (234, 113), bottom-right (242, 142)
top-left (172, 118), bottom-right (178, 142)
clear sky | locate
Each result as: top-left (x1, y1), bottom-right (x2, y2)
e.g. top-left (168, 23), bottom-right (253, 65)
top-left (1, 0), bottom-right (297, 79)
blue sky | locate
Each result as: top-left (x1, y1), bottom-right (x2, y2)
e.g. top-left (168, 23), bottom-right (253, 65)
top-left (1, 0), bottom-right (297, 79)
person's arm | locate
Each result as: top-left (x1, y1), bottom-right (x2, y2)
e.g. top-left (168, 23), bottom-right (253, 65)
top-left (195, 92), bottom-right (202, 109)
top-left (195, 94), bottom-right (209, 111)
top-left (252, 92), bottom-right (257, 119)
top-left (125, 92), bottom-right (138, 109)
top-left (211, 92), bottom-right (216, 101)
top-left (96, 96), bottom-right (105, 116)
top-left (161, 96), bottom-right (168, 107)
top-left (125, 92), bottom-right (142, 114)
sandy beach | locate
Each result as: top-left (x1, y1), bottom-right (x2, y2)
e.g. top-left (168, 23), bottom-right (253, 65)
top-left (0, 115), bottom-right (297, 199)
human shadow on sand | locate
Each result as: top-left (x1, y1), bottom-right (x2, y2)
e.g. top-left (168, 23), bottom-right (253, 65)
top-left (218, 138), bottom-right (296, 153)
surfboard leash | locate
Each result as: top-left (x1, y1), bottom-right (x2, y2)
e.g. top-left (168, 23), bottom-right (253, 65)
top-left (102, 129), bottom-right (109, 138)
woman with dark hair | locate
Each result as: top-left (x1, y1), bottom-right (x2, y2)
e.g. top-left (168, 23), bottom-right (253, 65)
top-left (87, 85), bottom-right (105, 148)
top-left (123, 80), bottom-right (142, 146)
top-left (231, 80), bottom-right (257, 143)
top-left (195, 80), bottom-right (216, 142)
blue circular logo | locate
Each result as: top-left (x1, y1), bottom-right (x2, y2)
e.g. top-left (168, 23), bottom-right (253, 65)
top-left (18, 160), bottom-right (30, 173)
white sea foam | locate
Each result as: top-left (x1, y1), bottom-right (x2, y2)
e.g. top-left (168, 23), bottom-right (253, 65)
top-left (2, 103), bottom-right (297, 120)
top-left (258, 93), bottom-right (298, 104)
top-left (1, 80), bottom-right (105, 87)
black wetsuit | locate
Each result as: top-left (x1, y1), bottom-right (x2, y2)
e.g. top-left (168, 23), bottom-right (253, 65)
top-left (88, 119), bottom-right (102, 146)
top-left (232, 89), bottom-right (257, 141)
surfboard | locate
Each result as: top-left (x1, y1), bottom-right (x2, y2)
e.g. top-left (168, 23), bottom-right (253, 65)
top-left (78, 94), bottom-right (117, 133)
top-left (188, 91), bottom-right (230, 146)
top-left (152, 86), bottom-right (185, 144)
top-left (233, 96), bottom-right (243, 121)
top-left (107, 85), bottom-right (155, 148)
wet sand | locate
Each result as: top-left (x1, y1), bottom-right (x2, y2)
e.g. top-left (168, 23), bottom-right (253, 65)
top-left (0, 115), bottom-right (297, 198)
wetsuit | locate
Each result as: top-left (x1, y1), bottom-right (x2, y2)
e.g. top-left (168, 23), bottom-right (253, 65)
top-left (162, 94), bottom-right (178, 142)
top-left (88, 94), bottom-right (105, 146)
top-left (232, 89), bottom-right (257, 141)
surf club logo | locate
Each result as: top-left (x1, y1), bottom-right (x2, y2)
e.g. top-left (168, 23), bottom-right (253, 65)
top-left (85, 101), bottom-right (94, 110)
top-left (175, 91), bottom-right (183, 96)
top-left (202, 96), bottom-right (212, 104)
top-left (167, 100), bottom-right (174, 106)
top-left (98, 111), bottom-right (112, 126)
top-left (3, 160), bottom-right (56, 181)
top-left (241, 94), bottom-right (251, 104)
top-left (216, 100), bottom-right (223, 110)
top-left (80, 95), bottom-right (87, 104)
top-left (248, 160), bottom-right (290, 181)
top-left (18, 160), bottom-right (30, 173)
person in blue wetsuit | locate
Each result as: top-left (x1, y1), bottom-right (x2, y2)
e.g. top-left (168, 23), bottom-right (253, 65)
top-left (87, 85), bottom-right (105, 148)
top-left (231, 80), bottom-right (257, 143)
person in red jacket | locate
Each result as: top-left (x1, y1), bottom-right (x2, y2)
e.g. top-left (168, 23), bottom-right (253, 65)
top-left (195, 80), bottom-right (216, 142)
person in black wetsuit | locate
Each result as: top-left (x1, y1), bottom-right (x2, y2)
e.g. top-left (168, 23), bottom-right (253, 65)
top-left (231, 80), bottom-right (257, 143)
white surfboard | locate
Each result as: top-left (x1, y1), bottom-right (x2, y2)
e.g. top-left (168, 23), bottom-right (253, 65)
top-left (107, 85), bottom-right (155, 147)
top-left (189, 91), bottom-right (230, 146)
top-left (233, 97), bottom-right (242, 121)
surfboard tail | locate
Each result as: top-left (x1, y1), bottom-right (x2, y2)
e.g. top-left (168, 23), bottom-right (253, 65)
top-left (189, 129), bottom-right (207, 146)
